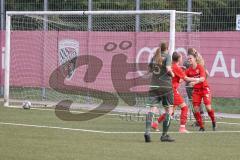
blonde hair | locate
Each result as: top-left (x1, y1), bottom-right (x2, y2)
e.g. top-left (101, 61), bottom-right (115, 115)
top-left (196, 53), bottom-right (205, 66)
top-left (151, 42), bottom-right (168, 67)
top-left (188, 48), bottom-right (205, 66)
top-left (153, 48), bottom-right (163, 66)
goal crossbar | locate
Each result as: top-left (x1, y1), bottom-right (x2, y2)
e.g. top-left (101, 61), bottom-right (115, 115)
top-left (6, 10), bottom-right (202, 16)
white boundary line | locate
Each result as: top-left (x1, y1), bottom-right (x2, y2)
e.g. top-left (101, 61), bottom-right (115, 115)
top-left (0, 121), bottom-right (240, 134)
top-left (205, 121), bottom-right (240, 126)
top-left (2, 106), bottom-right (240, 134)
top-left (7, 105), bottom-right (126, 117)
top-left (0, 122), bottom-right (106, 133)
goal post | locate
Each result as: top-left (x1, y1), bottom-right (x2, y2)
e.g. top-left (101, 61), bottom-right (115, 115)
top-left (4, 14), bottom-right (11, 107)
top-left (4, 10), bottom-right (201, 107)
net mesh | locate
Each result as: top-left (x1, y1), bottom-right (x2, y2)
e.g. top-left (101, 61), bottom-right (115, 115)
top-left (8, 12), bottom-right (200, 113)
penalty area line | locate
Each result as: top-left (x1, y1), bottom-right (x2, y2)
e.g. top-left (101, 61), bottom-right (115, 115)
top-left (0, 121), bottom-right (240, 134)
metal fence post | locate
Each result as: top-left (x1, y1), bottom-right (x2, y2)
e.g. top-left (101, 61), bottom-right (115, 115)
top-left (0, 0), bottom-right (5, 30)
top-left (187, 0), bottom-right (192, 32)
top-left (87, 0), bottom-right (93, 104)
top-left (88, 0), bottom-right (92, 31)
top-left (135, 0), bottom-right (140, 32)
top-left (43, 0), bottom-right (48, 30)
top-left (41, 0), bottom-right (48, 100)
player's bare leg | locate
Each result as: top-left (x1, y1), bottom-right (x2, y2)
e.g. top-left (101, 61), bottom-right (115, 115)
top-left (178, 103), bottom-right (189, 133)
top-left (205, 105), bottom-right (216, 131)
top-left (151, 107), bottom-right (160, 132)
top-left (156, 105), bottom-right (175, 125)
top-left (194, 106), bottom-right (205, 131)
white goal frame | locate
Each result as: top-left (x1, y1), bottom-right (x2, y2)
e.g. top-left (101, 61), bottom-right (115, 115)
top-left (4, 10), bottom-right (201, 107)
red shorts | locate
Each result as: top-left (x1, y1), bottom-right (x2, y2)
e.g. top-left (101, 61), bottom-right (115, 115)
top-left (192, 87), bottom-right (211, 107)
top-left (173, 88), bottom-right (184, 106)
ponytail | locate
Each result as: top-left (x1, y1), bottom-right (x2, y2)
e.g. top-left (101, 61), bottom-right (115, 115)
top-left (153, 48), bottom-right (163, 66)
top-left (196, 53), bottom-right (205, 66)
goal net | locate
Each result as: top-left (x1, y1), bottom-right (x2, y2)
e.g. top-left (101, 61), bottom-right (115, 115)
top-left (4, 10), bottom-right (201, 115)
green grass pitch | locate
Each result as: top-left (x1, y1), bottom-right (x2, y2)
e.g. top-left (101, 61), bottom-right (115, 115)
top-left (0, 106), bottom-right (240, 160)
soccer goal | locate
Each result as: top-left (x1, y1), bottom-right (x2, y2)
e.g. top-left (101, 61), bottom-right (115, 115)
top-left (3, 10), bottom-right (201, 112)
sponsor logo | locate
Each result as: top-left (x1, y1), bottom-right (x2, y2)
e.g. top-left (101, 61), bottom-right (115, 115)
top-left (58, 39), bottom-right (79, 80)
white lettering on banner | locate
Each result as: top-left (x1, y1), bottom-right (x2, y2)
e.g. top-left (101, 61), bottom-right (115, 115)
top-left (210, 51), bottom-right (230, 77)
top-left (136, 47), bottom-right (187, 77)
top-left (136, 48), bottom-right (239, 79)
top-left (210, 51), bottom-right (240, 78)
top-left (136, 47), bottom-right (158, 76)
top-left (231, 59), bottom-right (240, 78)
top-left (175, 47), bottom-right (187, 58)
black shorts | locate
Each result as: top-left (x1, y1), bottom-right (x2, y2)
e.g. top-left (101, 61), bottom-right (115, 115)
top-left (147, 87), bottom-right (174, 108)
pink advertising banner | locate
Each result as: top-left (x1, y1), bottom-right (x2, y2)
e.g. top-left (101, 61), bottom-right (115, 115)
top-left (0, 31), bottom-right (239, 98)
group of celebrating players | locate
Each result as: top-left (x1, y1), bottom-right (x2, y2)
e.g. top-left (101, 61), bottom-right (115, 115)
top-left (144, 42), bottom-right (216, 142)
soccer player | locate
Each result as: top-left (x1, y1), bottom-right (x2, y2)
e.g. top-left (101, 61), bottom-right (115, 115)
top-left (185, 50), bottom-right (216, 131)
top-left (184, 48), bottom-right (207, 127)
top-left (151, 51), bottom-right (200, 132)
top-left (171, 51), bottom-right (200, 133)
top-left (144, 42), bottom-right (175, 142)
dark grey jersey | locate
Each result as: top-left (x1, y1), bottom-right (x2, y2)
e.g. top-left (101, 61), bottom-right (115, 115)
top-left (149, 52), bottom-right (172, 91)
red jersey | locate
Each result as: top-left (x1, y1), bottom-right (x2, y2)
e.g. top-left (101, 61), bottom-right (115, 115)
top-left (185, 64), bottom-right (208, 89)
top-left (172, 63), bottom-right (186, 89)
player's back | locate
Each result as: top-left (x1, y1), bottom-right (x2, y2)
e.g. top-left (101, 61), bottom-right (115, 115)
top-left (149, 51), bottom-right (172, 93)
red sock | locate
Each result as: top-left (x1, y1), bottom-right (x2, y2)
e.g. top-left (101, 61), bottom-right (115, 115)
top-left (208, 109), bottom-right (216, 123)
top-left (158, 113), bottom-right (166, 123)
top-left (180, 106), bottom-right (188, 125)
top-left (194, 111), bottom-right (204, 128)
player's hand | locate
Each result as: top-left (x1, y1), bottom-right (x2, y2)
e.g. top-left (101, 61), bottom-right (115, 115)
top-left (179, 79), bottom-right (183, 83)
top-left (189, 81), bottom-right (196, 86)
top-left (165, 71), bottom-right (174, 77)
top-left (180, 66), bottom-right (186, 70)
